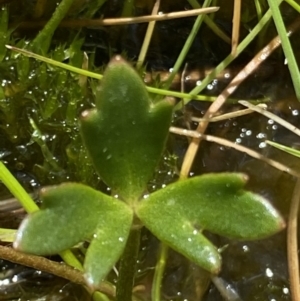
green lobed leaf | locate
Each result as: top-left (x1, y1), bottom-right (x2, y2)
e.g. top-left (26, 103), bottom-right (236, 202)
top-left (136, 173), bottom-right (285, 272)
top-left (14, 183), bottom-right (133, 255)
top-left (84, 208), bottom-right (133, 289)
top-left (80, 56), bottom-right (173, 202)
top-left (137, 201), bottom-right (221, 274)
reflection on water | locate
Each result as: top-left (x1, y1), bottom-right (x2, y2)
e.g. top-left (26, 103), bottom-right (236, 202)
top-left (205, 235), bottom-right (291, 301)
top-left (0, 260), bottom-right (90, 301)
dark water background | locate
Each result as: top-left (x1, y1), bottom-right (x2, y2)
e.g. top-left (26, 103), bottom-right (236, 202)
top-left (1, 0), bottom-right (300, 300)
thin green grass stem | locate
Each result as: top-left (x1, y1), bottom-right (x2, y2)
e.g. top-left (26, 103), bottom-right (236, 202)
top-left (137, 0), bottom-right (160, 68)
top-left (187, 0), bottom-right (231, 44)
top-left (0, 228), bottom-right (15, 242)
top-left (285, 0), bottom-right (300, 13)
top-left (210, 0), bottom-right (218, 20)
top-left (59, 250), bottom-right (83, 271)
top-left (163, 0), bottom-right (212, 89)
top-left (152, 243), bottom-right (168, 301)
top-left (0, 7), bottom-right (9, 62)
top-left (31, 0), bottom-right (75, 53)
top-left (0, 161), bottom-right (39, 213)
top-left (148, 88), bottom-right (218, 102)
top-left (29, 118), bottom-right (63, 172)
top-left (6, 46), bottom-right (104, 79)
top-left (256, 19), bottom-right (271, 51)
top-left (5, 45), bottom-right (222, 102)
top-left (267, 0), bottom-right (300, 100)
top-left (174, 4), bottom-right (278, 110)
top-left (116, 227), bottom-right (141, 301)
top-left (190, 7), bottom-right (274, 93)
top-left (92, 291), bottom-right (111, 301)
top-left (121, 0), bottom-right (134, 17)
top-left (254, 0), bottom-right (264, 20)
top-left (266, 140), bottom-right (300, 158)
top-left (6, 46), bottom-right (265, 104)
top-left (84, 0), bottom-right (107, 18)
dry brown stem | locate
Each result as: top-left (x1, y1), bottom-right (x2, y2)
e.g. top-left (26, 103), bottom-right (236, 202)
top-left (0, 245), bottom-right (115, 296)
top-left (287, 177), bottom-right (300, 301)
top-left (170, 126), bottom-right (300, 178)
top-left (179, 17), bottom-right (300, 179)
top-left (17, 7), bottom-right (219, 29)
top-left (231, 0), bottom-right (241, 56)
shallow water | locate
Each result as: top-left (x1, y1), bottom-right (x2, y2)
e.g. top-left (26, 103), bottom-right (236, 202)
top-left (1, 0), bottom-right (300, 300)
top-left (0, 66), bottom-right (298, 299)
top-left (0, 259), bottom-right (90, 301)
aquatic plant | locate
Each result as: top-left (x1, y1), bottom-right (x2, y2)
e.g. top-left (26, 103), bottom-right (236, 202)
top-left (3, 56), bottom-right (284, 301)
top-left (0, 0), bottom-right (300, 300)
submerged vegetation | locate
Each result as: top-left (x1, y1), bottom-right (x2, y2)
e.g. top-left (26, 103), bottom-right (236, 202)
top-left (0, 0), bottom-right (300, 300)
